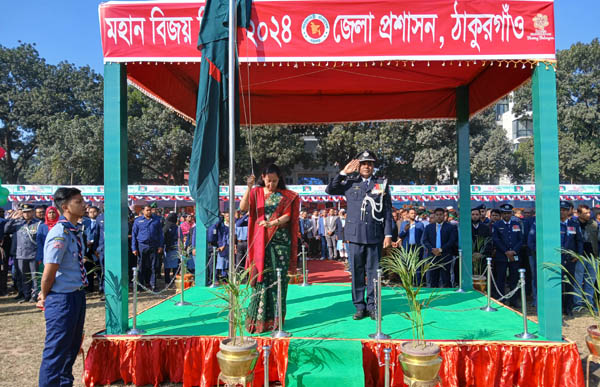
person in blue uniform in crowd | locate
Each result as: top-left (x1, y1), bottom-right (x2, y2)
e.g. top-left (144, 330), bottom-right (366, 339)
top-left (235, 211), bottom-right (249, 271)
top-left (187, 220), bottom-right (196, 273)
top-left (95, 211), bottom-right (105, 298)
top-left (4, 203), bottom-right (41, 302)
top-left (131, 204), bottom-right (164, 291)
top-left (206, 214), bottom-right (224, 285)
top-left (326, 150), bottom-right (393, 320)
top-left (37, 187), bottom-right (88, 387)
top-left (82, 206), bottom-right (100, 292)
top-left (422, 208), bottom-right (457, 288)
top-left (162, 212), bottom-right (180, 284)
top-left (559, 200), bottom-right (583, 315)
top-left (216, 212), bottom-right (231, 280)
top-left (527, 218), bottom-right (537, 307)
top-left (492, 203), bottom-right (523, 308)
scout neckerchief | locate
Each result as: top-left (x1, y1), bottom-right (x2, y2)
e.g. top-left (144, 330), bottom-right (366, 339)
top-left (58, 217), bottom-right (88, 287)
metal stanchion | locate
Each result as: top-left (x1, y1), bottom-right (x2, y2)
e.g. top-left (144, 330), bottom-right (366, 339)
top-left (127, 267), bottom-right (145, 335)
top-left (209, 246), bottom-right (218, 288)
top-left (300, 245), bottom-right (311, 287)
top-left (481, 257), bottom-right (497, 312)
top-left (263, 345), bottom-right (271, 386)
top-left (175, 256), bottom-right (191, 306)
top-left (271, 268), bottom-right (291, 338)
top-left (455, 248), bottom-right (465, 293)
top-left (369, 269), bottom-right (391, 340)
top-left (384, 347), bottom-right (391, 387)
top-left (515, 268), bottom-right (537, 339)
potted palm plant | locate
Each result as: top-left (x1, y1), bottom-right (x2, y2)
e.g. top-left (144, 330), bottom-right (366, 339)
top-left (380, 246), bottom-right (444, 385)
top-left (472, 236), bottom-right (491, 292)
top-left (213, 265), bottom-right (259, 382)
top-left (553, 250), bottom-right (600, 356)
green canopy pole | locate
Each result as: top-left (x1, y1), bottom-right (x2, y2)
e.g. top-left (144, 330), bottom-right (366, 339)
top-left (195, 203), bottom-right (208, 286)
top-left (456, 86), bottom-right (473, 290)
top-left (103, 63), bottom-right (129, 334)
top-left (532, 64), bottom-right (561, 341)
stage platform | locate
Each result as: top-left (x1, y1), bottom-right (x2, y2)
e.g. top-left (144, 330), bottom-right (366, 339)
top-left (84, 284), bottom-right (584, 387)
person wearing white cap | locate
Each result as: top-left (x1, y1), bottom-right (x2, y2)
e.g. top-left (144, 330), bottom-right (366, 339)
top-left (326, 150), bottom-right (393, 320)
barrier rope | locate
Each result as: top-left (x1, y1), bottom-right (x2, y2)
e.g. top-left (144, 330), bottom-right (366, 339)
top-left (490, 268), bottom-right (523, 302)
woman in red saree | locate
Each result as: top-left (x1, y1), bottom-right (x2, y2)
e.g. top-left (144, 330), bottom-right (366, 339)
top-left (240, 164), bottom-right (299, 333)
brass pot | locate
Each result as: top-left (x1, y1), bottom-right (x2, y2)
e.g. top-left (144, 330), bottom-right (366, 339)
top-left (217, 337), bottom-right (259, 379)
top-left (586, 325), bottom-right (600, 356)
top-left (472, 275), bottom-right (486, 292)
top-left (399, 341), bottom-right (442, 386)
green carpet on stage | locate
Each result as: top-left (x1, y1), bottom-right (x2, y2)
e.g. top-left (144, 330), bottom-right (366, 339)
top-left (285, 339), bottom-right (365, 387)
top-left (115, 284), bottom-right (545, 386)
top-left (129, 284), bottom-right (544, 342)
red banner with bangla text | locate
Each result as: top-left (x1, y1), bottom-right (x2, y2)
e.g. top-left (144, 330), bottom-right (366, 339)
top-left (99, 0), bottom-right (555, 63)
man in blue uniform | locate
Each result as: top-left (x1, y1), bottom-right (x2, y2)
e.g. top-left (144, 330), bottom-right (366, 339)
top-left (4, 203), bottom-right (41, 302)
top-left (82, 206), bottom-right (100, 292)
top-left (235, 211), bottom-right (249, 271)
top-left (95, 211), bottom-right (105, 299)
top-left (132, 204), bottom-right (164, 291)
top-left (37, 187), bottom-right (88, 387)
top-left (492, 203), bottom-right (523, 307)
top-left (559, 200), bottom-right (583, 315)
top-left (326, 150), bottom-right (393, 320)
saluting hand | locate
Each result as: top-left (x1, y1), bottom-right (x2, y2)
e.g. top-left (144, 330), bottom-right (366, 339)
top-left (342, 159), bottom-right (360, 174)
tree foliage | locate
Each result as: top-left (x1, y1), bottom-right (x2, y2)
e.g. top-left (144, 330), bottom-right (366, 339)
top-left (0, 43), bottom-right (103, 183)
top-left (127, 88), bottom-right (194, 184)
top-left (512, 38), bottom-right (600, 183)
top-left (3, 39), bottom-right (599, 185)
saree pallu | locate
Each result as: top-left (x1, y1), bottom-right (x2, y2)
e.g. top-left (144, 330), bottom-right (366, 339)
top-left (246, 187), bottom-right (299, 333)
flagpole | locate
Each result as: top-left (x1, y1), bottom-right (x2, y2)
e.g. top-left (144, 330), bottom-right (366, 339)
top-left (227, 0), bottom-right (237, 339)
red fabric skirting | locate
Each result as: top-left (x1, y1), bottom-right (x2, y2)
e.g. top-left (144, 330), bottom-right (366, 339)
top-left (83, 336), bottom-right (289, 387)
top-left (363, 341), bottom-right (584, 387)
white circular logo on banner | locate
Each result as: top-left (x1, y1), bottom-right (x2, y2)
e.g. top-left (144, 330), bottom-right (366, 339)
top-left (302, 14), bottom-right (330, 44)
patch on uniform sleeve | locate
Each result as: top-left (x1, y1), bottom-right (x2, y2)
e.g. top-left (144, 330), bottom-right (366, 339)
top-left (53, 241), bottom-right (65, 249)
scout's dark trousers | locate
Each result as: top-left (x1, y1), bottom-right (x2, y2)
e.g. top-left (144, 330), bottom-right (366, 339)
top-left (348, 242), bottom-right (381, 312)
top-left (138, 244), bottom-right (158, 289)
top-left (39, 290), bottom-right (86, 387)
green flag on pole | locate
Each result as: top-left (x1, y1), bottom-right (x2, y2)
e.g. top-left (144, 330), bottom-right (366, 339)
top-left (189, 0), bottom-right (252, 227)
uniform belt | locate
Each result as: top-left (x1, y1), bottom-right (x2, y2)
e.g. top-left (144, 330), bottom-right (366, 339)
top-left (238, 240), bottom-right (247, 242)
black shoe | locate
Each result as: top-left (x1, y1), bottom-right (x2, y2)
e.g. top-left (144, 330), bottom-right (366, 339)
top-left (369, 310), bottom-right (377, 320)
top-left (18, 297), bottom-right (30, 304)
top-left (353, 310), bottom-right (367, 320)
top-left (13, 294), bottom-right (24, 301)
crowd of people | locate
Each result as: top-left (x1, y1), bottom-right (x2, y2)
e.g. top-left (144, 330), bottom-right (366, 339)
top-left (2, 191), bottom-right (600, 319)
top-left (299, 198), bottom-right (600, 315)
